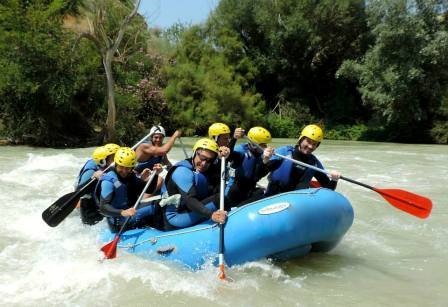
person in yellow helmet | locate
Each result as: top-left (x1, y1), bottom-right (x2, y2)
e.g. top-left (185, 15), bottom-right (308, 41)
top-left (207, 122), bottom-right (245, 182)
top-left (96, 147), bottom-right (163, 232)
top-left (263, 124), bottom-right (341, 196)
top-left (208, 122), bottom-right (245, 148)
top-left (76, 144), bottom-right (119, 225)
top-left (162, 138), bottom-right (229, 230)
top-left (76, 144), bottom-right (118, 190)
top-left (225, 127), bottom-right (274, 206)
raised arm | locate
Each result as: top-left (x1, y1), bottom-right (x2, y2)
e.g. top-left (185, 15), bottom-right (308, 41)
top-left (138, 130), bottom-right (181, 157)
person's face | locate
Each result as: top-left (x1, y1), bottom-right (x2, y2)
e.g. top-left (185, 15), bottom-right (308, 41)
top-left (217, 133), bottom-right (231, 147)
top-left (298, 137), bottom-right (319, 155)
top-left (193, 149), bottom-right (217, 173)
top-left (151, 133), bottom-right (164, 146)
top-left (116, 165), bottom-right (133, 178)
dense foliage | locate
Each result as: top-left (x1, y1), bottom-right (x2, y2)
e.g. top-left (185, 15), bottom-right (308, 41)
top-left (163, 25), bottom-right (265, 135)
top-left (338, 0), bottom-right (448, 142)
top-left (0, 0), bottom-right (447, 146)
top-left (0, 0), bottom-right (104, 146)
top-left (207, 0), bottom-right (371, 131)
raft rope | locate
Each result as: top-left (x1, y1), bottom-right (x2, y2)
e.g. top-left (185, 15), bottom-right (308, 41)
top-left (117, 189), bottom-right (319, 250)
top-left (117, 224), bottom-right (218, 249)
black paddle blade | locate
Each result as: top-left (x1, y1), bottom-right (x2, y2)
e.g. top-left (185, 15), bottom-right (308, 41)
top-left (42, 190), bottom-right (81, 227)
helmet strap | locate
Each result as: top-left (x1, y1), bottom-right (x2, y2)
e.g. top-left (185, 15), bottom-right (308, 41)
top-left (191, 150), bottom-right (198, 162)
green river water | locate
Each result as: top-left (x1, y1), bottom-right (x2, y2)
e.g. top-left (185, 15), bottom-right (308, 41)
top-left (0, 139), bottom-right (446, 306)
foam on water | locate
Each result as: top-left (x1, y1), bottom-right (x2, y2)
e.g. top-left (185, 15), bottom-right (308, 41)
top-left (0, 142), bottom-right (447, 306)
top-left (0, 153), bottom-right (85, 195)
top-left (0, 149), bottom-right (280, 305)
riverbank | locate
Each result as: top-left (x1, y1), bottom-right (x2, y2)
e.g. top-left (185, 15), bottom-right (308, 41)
top-left (0, 139), bottom-right (10, 145)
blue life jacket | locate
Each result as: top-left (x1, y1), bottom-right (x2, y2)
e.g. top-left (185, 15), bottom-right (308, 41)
top-left (235, 143), bottom-right (262, 180)
top-left (97, 171), bottom-right (129, 210)
top-left (135, 155), bottom-right (163, 173)
top-left (169, 159), bottom-right (209, 200)
top-left (226, 143), bottom-right (262, 193)
top-left (162, 159), bottom-right (210, 215)
top-left (267, 145), bottom-right (323, 194)
top-left (77, 159), bottom-right (99, 187)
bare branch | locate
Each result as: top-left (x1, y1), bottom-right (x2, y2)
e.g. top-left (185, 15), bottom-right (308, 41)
top-left (112, 0), bottom-right (141, 52)
top-left (73, 32), bottom-right (104, 56)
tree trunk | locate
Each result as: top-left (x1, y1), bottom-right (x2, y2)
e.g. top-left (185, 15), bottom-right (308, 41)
top-left (103, 51), bottom-right (117, 142)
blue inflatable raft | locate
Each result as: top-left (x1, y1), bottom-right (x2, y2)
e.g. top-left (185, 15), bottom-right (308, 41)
top-left (101, 188), bottom-right (354, 269)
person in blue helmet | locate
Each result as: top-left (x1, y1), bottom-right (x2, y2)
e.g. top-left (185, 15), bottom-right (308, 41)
top-left (96, 147), bottom-right (163, 232)
top-left (162, 138), bottom-right (229, 230)
top-left (225, 127), bottom-right (274, 207)
top-left (263, 124), bottom-right (341, 196)
top-left (77, 143), bottom-right (120, 225)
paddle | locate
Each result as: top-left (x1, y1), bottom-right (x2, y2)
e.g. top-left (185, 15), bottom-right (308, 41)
top-left (245, 137), bottom-right (433, 219)
top-left (42, 132), bottom-right (153, 227)
top-left (218, 156), bottom-right (227, 280)
top-left (309, 180), bottom-right (321, 188)
top-left (101, 170), bottom-right (157, 259)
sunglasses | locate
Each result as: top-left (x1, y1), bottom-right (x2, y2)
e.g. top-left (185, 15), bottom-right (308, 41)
top-left (196, 152), bottom-right (216, 164)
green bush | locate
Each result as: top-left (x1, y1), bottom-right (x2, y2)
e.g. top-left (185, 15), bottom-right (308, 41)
top-left (429, 122), bottom-right (448, 144)
top-left (429, 95), bottom-right (448, 144)
top-left (325, 124), bottom-right (391, 141)
top-left (266, 101), bottom-right (317, 138)
top-left (325, 124), bottom-right (367, 140)
top-left (266, 113), bottom-right (297, 138)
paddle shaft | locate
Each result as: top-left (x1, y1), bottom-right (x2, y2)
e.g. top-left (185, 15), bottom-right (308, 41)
top-left (276, 152), bottom-right (388, 191)
top-left (79, 131), bottom-right (155, 191)
top-left (245, 137), bottom-right (432, 218)
top-left (243, 136), bottom-right (334, 181)
top-left (218, 156), bottom-right (226, 280)
top-left (114, 171), bottom-right (157, 237)
top-left (42, 131), bottom-right (153, 227)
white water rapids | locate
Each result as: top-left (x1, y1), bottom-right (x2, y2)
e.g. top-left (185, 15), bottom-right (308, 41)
top-left (0, 139), bottom-right (446, 306)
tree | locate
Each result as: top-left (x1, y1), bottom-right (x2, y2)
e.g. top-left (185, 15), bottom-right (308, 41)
top-left (0, 0), bottom-right (104, 146)
top-left (337, 0), bottom-right (448, 142)
top-left (75, 0), bottom-right (142, 141)
top-left (164, 25), bottom-right (265, 134)
top-left (207, 0), bottom-right (370, 125)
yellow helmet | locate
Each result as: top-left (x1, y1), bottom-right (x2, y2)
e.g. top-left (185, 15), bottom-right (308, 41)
top-left (193, 138), bottom-right (219, 154)
top-left (299, 124), bottom-right (324, 143)
top-left (247, 127), bottom-right (272, 144)
top-left (208, 123), bottom-right (231, 138)
top-left (114, 147), bottom-right (137, 168)
top-left (92, 146), bottom-right (109, 165)
top-left (104, 143), bottom-right (120, 155)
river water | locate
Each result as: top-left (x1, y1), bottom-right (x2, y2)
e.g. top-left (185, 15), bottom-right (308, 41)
top-left (0, 139), bottom-right (446, 306)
